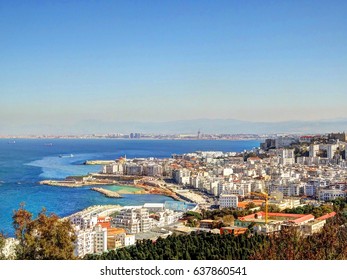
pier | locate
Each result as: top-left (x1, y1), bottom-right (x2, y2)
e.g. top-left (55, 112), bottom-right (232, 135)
top-left (91, 187), bottom-right (122, 198)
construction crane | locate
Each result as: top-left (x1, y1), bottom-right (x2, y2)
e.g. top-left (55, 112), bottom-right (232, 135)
top-left (250, 192), bottom-right (269, 224)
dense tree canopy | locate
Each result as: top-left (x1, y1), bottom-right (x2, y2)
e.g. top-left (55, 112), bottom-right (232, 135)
top-left (13, 206), bottom-right (76, 260)
top-left (282, 204), bottom-right (334, 218)
top-left (85, 231), bottom-right (267, 260)
top-left (251, 214), bottom-right (347, 260)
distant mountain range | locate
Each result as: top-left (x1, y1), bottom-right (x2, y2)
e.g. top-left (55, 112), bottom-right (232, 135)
top-left (1, 118), bottom-right (347, 135)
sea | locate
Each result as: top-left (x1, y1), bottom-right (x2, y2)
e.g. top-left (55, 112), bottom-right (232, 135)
top-left (0, 138), bottom-right (260, 236)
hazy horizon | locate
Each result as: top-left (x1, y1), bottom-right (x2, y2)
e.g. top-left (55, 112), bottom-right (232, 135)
top-left (1, 117), bottom-right (347, 136)
top-left (1, 1), bottom-right (347, 134)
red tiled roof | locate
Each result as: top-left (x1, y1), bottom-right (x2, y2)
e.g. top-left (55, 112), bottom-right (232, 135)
top-left (292, 214), bottom-right (314, 224)
top-left (238, 211), bottom-right (314, 224)
top-left (96, 221), bottom-right (111, 229)
top-left (316, 212), bottom-right (336, 221)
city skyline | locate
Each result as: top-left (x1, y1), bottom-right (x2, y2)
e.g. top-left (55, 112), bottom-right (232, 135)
top-left (1, 1), bottom-right (347, 134)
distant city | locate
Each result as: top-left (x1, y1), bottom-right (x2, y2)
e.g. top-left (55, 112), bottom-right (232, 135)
top-left (0, 131), bottom-right (327, 141)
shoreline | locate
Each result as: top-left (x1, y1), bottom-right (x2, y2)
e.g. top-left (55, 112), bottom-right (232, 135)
top-left (39, 177), bottom-right (185, 202)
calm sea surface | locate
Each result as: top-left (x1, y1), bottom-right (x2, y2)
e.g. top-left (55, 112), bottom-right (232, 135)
top-left (0, 139), bottom-right (260, 236)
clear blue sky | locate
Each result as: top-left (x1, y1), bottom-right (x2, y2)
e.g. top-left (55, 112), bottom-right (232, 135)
top-left (1, 0), bottom-right (347, 134)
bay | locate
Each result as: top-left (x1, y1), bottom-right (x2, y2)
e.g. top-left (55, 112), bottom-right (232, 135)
top-left (0, 139), bottom-right (260, 236)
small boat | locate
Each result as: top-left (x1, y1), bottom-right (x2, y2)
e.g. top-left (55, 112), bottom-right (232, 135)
top-left (8, 140), bottom-right (16, 144)
top-left (44, 143), bottom-right (53, 146)
top-left (59, 154), bottom-right (74, 158)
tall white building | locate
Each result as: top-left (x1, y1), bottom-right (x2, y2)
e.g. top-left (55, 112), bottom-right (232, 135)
top-left (309, 144), bottom-right (320, 158)
top-left (70, 214), bottom-right (98, 230)
top-left (125, 164), bottom-right (143, 176)
top-left (276, 149), bottom-right (295, 165)
top-left (173, 169), bottom-right (191, 185)
top-left (102, 162), bottom-right (124, 175)
top-left (94, 225), bottom-right (107, 254)
top-left (145, 164), bottom-right (163, 177)
top-left (327, 144), bottom-right (338, 159)
top-left (113, 207), bottom-right (151, 234)
top-left (74, 227), bottom-right (95, 258)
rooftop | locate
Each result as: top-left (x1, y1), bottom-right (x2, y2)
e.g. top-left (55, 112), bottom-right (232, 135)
top-left (239, 211), bottom-right (315, 224)
top-left (316, 211), bottom-right (336, 221)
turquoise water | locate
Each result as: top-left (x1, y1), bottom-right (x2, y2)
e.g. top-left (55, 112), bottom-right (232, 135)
top-left (0, 139), bottom-right (260, 236)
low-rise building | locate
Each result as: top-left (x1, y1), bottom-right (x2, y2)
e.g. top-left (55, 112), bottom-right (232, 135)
top-left (301, 220), bottom-right (326, 235)
top-left (319, 189), bottom-right (346, 201)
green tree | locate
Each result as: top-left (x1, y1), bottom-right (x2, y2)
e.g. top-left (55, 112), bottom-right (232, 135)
top-left (13, 206), bottom-right (76, 260)
top-left (0, 233), bottom-right (6, 260)
top-left (222, 215), bottom-right (235, 226)
top-left (251, 214), bottom-right (347, 260)
top-left (245, 202), bottom-right (257, 210)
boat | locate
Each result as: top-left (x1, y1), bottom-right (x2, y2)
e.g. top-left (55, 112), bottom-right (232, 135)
top-left (8, 140), bottom-right (16, 144)
top-left (44, 143), bottom-right (53, 146)
top-left (59, 154), bottom-right (74, 158)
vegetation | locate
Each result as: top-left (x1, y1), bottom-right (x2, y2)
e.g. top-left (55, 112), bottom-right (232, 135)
top-left (331, 197), bottom-right (347, 212)
top-left (4, 198), bottom-right (347, 260)
top-left (251, 214), bottom-right (347, 260)
top-left (293, 145), bottom-right (309, 159)
top-left (84, 231), bottom-right (268, 260)
top-left (13, 205), bottom-right (76, 260)
top-left (282, 204), bottom-right (334, 218)
top-left (245, 202), bottom-right (257, 210)
top-left (85, 212), bottom-right (347, 260)
top-left (261, 204), bottom-right (281, 213)
top-left (0, 233), bottom-right (5, 260)
top-left (201, 208), bottom-right (253, 220)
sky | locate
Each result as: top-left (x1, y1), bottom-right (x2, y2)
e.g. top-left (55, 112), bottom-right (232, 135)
top-left (1, 0), bottom-right (347, 134)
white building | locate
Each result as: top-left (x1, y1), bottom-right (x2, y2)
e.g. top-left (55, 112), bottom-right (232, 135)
top-left (94, 225), bottom-right (107, 254)
top-left (145, 164), bottom-right (163, 177)
top-left (309, 144), bottom-right (320, 158)
top-left (113, 207), bottom-right (151, 234)
top-left (219, 194), bottom-right (238, 209)
top-left (74, 227), bottom-right (95, 258)
top-left (301, 219), bottom-right (326, 235)
top-left (125, 164), bottom-right (143, 176)
top-left (274, 149), bottom-right (294, 165)
top-left (124, 235), bottom-right (136, 247)
top-left (70, 214), bottom-right (98, 230)
top-left (223, 168), bottom-right (234, 176)
top-left (327, 144), bottom-right (338, 159)
top-left (319, 189), bottom-right (346, 201)
top-left (173, 169), bottom-right (191, 185)
top-left (102, 162), bottom-right (124, 175)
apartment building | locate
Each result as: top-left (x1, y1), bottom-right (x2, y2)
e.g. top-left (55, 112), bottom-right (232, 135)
top-left (113, 207), bottom-right (151, 234)
top-left (219, 194), bottom-right (238, 209)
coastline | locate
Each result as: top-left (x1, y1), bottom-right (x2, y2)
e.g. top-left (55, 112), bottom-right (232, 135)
top-left (39, 175), bottom-right (186, 202)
